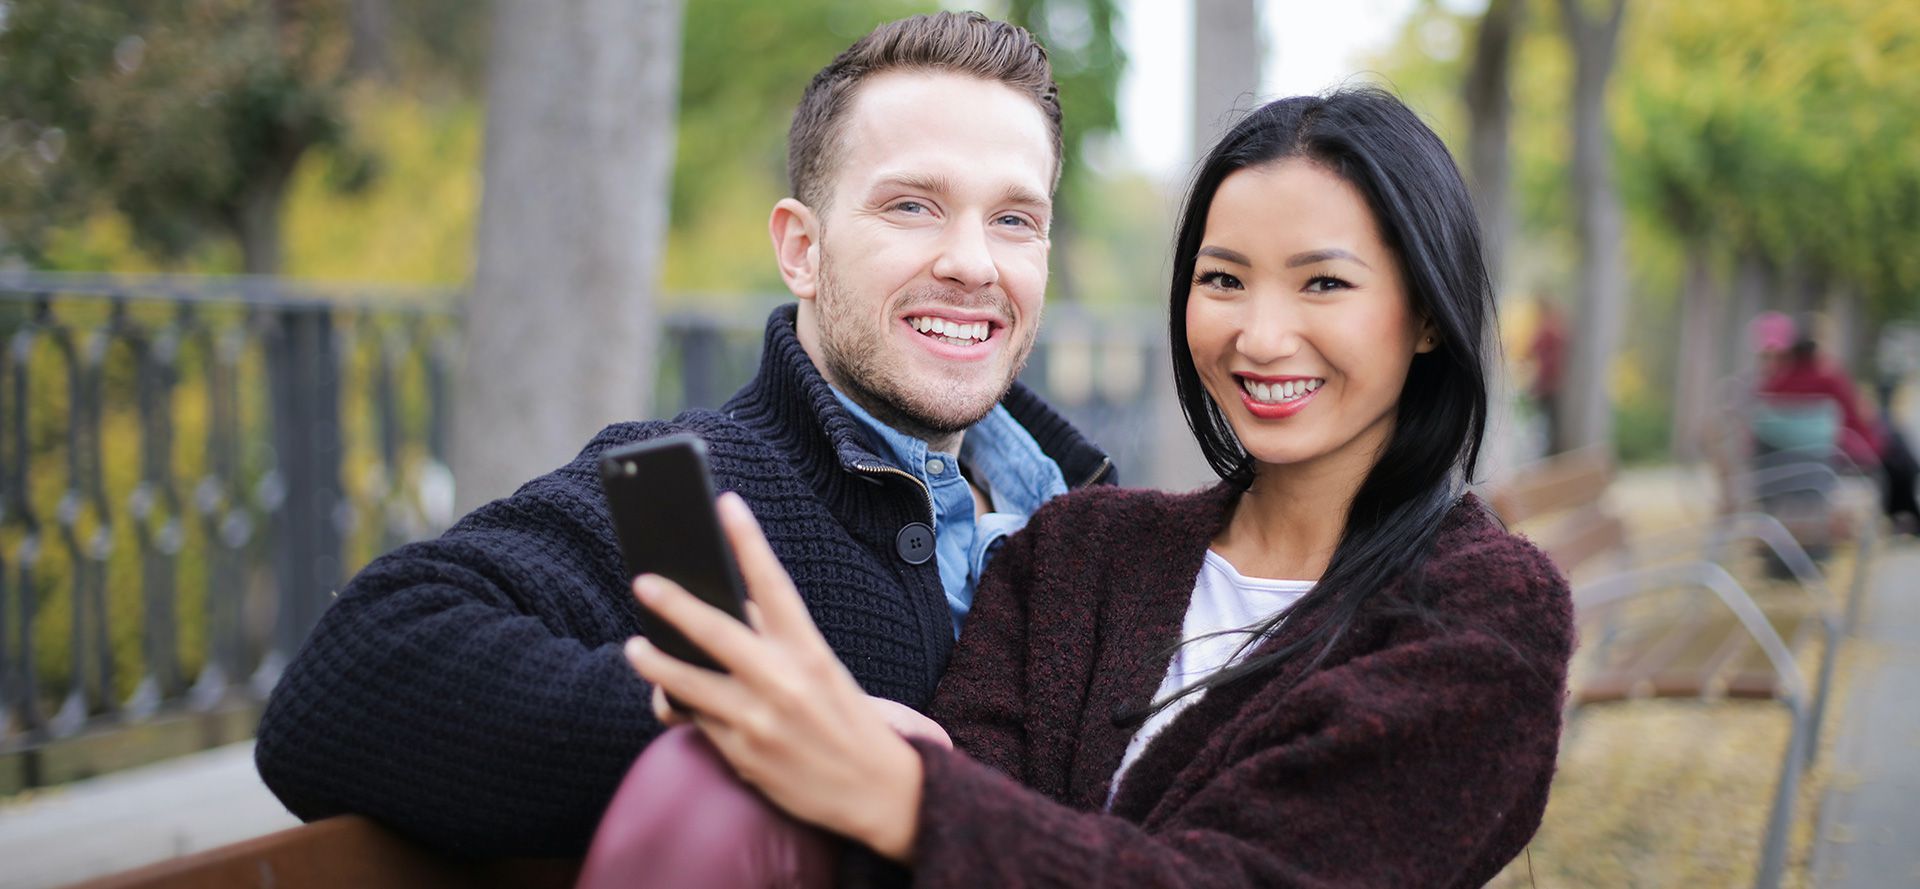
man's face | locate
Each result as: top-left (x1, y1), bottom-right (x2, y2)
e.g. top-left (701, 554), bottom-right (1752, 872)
top-left (781, 71), bottom-right (1054, 441)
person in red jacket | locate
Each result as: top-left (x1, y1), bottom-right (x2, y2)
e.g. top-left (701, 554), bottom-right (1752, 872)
top-left (1753, 314), bottom-right (1919, 529)
top-left (602, 89), bottom-right (1573, 888)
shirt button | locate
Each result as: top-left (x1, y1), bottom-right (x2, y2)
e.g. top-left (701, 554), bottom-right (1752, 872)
top-left (925, 458), bottom-right (946, 475)
top-left (895, 523), bottom-right (935, 565)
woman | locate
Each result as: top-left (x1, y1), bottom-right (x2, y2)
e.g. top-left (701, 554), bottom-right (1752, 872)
top-left (605, 88), bottom-right (1573, 888)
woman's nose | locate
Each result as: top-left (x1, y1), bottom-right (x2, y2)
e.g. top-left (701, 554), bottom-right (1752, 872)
top-left (1235, 296), bottom-right (1304, 363)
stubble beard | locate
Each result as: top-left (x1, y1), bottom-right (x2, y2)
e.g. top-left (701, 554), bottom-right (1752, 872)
top-left (813, 251), bottom-right (1037, 444)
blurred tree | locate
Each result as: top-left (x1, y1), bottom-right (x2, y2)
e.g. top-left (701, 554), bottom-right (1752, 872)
top-left (0, 0), bottom-right (369, 274)
top-left (1462, 0), bottom-right (1525, 290)
top-left (1614, 0), bottom-right (1920, 452)
top-left (1555, 0), bottom-right (1628, 454)
top-left (1189, 0), bottom-right (1261, 166)
top-left (1005, 0), bottom-right (1124, 303)
top-left (453, 0), bottom-right (684, 509)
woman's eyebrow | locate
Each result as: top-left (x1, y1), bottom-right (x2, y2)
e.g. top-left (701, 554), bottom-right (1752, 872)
top-left (1286, 248), bottom-right (1371, 269)
top-left (1197, 245), bottom-right (1250, 265)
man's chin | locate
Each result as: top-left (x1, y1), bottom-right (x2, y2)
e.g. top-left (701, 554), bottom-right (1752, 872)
top-left (855, 384), bottom-right (1008, 441)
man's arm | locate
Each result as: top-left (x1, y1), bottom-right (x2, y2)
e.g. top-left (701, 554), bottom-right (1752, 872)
top-left (255, 429), bottom-right (664, 856)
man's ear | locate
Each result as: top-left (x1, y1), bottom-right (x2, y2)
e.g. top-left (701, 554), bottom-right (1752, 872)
top-left (770, 198), bottom-right (820, 300)
top-left (1414, 316), bottom-right (1440, 354)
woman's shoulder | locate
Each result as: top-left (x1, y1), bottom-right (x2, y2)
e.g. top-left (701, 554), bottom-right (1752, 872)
top-left (1419, 493), bottom-right (1572, 622)
top-left (1023, 481), bottom-right (1237, 544)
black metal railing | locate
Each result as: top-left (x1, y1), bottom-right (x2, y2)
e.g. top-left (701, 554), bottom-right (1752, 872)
top-left (0, 274), bottom-right (459, 756)
top-left (0, 274), bottom-right (1168, 769)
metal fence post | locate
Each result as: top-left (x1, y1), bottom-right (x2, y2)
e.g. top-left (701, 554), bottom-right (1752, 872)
top-left (254, 305), bottom-right (344, 694)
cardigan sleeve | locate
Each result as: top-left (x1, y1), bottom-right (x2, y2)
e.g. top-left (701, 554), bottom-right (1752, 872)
top-left (907, 563), bottom-right (1572, 889)
top-left (923, 513), bottom-right (1040, 782)
top-left (254, 438), bottom-right (662, 857)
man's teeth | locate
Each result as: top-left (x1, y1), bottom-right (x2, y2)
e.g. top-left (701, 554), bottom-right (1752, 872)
top-left (1241, 378), bottom-right (1323, 404)
top-left (907, 316), bottom-right (991, 344)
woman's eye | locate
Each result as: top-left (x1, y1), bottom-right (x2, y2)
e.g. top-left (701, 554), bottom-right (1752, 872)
top-left (1195, 270), bottom-right (1243, 290)
top-left (1305, 275), bottom-right (1352, 293)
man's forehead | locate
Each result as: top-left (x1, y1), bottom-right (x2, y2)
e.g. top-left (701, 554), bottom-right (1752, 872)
top-left (834, 71), bottom-right (1055, 200)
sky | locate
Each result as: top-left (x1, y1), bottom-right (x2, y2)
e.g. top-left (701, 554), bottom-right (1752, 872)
top-left (1116, 0), bottom-right (1454, 178)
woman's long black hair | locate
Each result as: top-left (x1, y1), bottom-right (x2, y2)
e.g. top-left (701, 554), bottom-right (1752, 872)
top-left (1138, 88), bottom-right (1496, 720)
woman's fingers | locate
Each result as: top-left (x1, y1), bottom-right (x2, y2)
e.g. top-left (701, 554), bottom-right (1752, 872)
top-left (650, 685), bottom-right (687, 726)
top-left (716, 493), bottom-right (817, 638)
top-left (632, 573), bottom-right (763, 676)
top-left (625, 637), bottom-right (749, 724)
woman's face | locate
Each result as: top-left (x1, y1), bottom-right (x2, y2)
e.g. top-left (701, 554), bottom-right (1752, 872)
top-left (1185, 159), bottom-right (1433, 478)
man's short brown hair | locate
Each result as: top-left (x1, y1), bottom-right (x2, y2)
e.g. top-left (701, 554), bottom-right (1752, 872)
top-left (786, 11), bottom-right (1063, 210)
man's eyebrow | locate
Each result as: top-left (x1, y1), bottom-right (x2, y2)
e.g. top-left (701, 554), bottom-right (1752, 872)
top-left (998, 184), bottom-right (1051, 209)
top-left (1197, 246), bottom-right (1251, 265)
top-left (1286, 248), bottom-right (1371, 270)
top-left (870, 173), bottom-right (954, 197)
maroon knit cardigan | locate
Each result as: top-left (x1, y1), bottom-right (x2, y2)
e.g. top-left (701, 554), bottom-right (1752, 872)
top-left (909, 484), bottom-right (1573, 888)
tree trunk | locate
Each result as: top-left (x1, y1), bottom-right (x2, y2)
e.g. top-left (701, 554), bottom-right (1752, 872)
top-left (454, 0), bottom-right (683, 510)
top-left (1190, 0), bottom-right (1264, 164)
top-left (1730, 249), bottom-right (1771, 377)
top-left (1671, 239), bottom-right (1724, 462)
top-left (231, 147), bottom-right (304, 275)
top-left (235, 184), bottom-right (286, 276)
top-left (1462, 0), bottom-right (1524, 292)
top-left (348, 0), bottom-right (395, 82)
top-left (1556, 0), bottom-right (1629, 453)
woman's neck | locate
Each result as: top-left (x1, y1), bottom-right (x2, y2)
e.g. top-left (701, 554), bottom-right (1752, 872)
top-left (1213, 458), bottom-right (1364, 581)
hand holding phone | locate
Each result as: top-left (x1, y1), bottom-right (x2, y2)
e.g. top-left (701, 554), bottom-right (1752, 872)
top-left (599, 434), bottom-right (749, 673)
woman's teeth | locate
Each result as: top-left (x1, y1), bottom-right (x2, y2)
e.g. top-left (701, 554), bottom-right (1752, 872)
top-left (1241, 377), bottom-right (1323, 404)
top-left (908, 316), bottom-right (991, 346)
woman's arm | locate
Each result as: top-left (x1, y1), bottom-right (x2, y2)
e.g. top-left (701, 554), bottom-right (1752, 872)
top-left (907, 609), bottom-right (1572, 889)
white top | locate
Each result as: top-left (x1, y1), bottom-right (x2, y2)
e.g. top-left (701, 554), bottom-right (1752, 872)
top-left (1106, 550), bottom-right (1314, 809)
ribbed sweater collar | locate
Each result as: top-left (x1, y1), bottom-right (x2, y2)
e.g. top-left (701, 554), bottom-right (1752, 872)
top-left (722, 304), bottom-right (1113, 491)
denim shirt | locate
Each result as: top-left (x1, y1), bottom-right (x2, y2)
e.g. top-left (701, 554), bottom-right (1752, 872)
top-left (832, 390), bottom-right (1069, 637)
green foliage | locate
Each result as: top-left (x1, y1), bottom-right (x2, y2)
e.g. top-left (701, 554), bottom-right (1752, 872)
top-left (0, 0), bottom-right (364, 270)
top-left (661, 0), bottom-right (937, 298)
top-left (1615, 0), bottom-right (1920, 319)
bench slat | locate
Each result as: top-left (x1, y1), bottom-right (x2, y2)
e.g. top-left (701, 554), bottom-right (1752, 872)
top-left (61, 816), bottom-right (580, 889)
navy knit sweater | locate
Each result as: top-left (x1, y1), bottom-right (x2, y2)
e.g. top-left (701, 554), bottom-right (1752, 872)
top-left (912, 484), bottom-right (1573, 887)
top-left (253, 305), bottom-right (1111, 856)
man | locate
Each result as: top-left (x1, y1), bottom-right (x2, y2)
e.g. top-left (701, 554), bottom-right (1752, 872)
top-left (253, 11), bottom-right (1111, 857)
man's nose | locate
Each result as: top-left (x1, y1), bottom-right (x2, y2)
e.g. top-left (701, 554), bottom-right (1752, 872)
top-left (931, 216), bottom-right (999, 292)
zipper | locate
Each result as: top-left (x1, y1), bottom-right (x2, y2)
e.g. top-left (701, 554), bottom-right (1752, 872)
top-left (1077, 456), bottom-right (1113, 488)
top-left (853, 462), bottom-right (935, 524)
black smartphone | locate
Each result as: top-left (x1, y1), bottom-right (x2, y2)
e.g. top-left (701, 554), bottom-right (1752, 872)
top-left (599, 434), bottom-right (749, 674)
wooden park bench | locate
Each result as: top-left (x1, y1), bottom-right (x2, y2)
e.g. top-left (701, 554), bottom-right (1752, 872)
top-left (62, 816), bottom-right (580, 889)
top-left (1487, 446), bottom-right (1869, 889)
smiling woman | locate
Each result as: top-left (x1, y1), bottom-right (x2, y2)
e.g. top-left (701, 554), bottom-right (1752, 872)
top-left (591, 88), bottom-right (1572, 889)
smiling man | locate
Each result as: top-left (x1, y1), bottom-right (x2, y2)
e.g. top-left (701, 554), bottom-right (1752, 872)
top-left (253, 11), bottom-right (1112, 857)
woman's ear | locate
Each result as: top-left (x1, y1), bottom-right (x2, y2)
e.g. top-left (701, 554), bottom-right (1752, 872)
top-left (1414, 316), bottom-right (1440, 354)
top-left (769, 198), bottom-right (820, 300)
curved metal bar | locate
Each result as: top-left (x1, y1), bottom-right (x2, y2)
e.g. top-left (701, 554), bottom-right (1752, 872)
top-left (1570, 560), bottom-right (1812, 889)
top-left (1571, 560), bottom-right (1808, 704)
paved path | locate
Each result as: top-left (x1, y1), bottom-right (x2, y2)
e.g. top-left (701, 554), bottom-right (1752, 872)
top-left (0, 741), bottom-right (296, 889)
top-left (1810, 542), bottom-right (1920, 888)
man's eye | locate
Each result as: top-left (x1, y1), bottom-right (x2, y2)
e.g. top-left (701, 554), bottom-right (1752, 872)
top-left (995, 213), bottom-right (1032, 228)
top-left (891, 201), bottom-right (928, 214)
